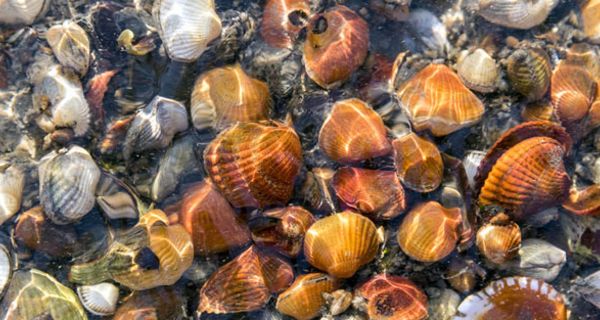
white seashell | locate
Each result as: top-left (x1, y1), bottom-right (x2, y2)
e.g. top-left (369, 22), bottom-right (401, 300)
top-left (96, 173), bottom-right (139, 220)
top-left (457, 49), bottom-right (498, 93)
top-left (77, 282), bottom-right (119, 316)
top-left (463, 150), bottom-right (486, 189)
top-left (39, 145), bottom-right (101, 224)
top-left (151, 134), bottom-right (199, 202)
top-left (505, 239), bottom-right (566, 282)
top-left (407, 9), bottom-right (449, 53)
top-left (46, 20), bottom-right (90, 76)
top-left (153, 0), bottom-right (222, 62)
top-left (471, 0), bottom-right (559, 29)
top-left (0, 242), bottom-right (12, 299)
top-left (0, 162), bottom-right (24, 225)
top-left (0, 0), bottom-right (50, 25)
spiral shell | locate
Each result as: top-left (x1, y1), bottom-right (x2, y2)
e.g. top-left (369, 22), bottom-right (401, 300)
top-left (476, 213), bottom-right (521, 264)
top-left (581, 0), bottom-right (600, 44)
top-left (77, 282), bottom-right (119, 316)
top-left (260, 0), bottom-right (310, 49)
top-left (0, 0), bottom-right (50, 25)
top-left (457, 49), bottom-right (498, 93)
top-left (357, 274), bottom-right (429, 320)
top-left (276, 273), bottom-right (339, 320)
top-left (506, 48), bottom-right (552, 102)
top-left (113, 287), bottom-right (186, 320)
top-left (96, 172), bottom-right (139, 220)
top-left (551, 60), bottom-right (597, 125)
top-left (472, 0), bottom-right (558, 29)
top-left (393, 132), bottom-right (444, 193)
top-left (0, 162), bottom-right (24, 226)
top-left (46, 20), bottom-right (90, 76)
top-left (252, 206), bottom-right (316, 257)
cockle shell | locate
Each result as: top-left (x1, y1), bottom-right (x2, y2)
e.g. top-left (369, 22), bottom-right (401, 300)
top-left (190, 64), bottom-right (272, 131)
top-left (276, 273), bottom-right (339, 320)
top-left (153, 0), bottom-right (222, 62)
top-left (506, 48), bottom-right (552, 102)
top-left (304, 211), bottom-right (381, 278)
top-left (260, 0), bottom-right (310, 49)
top-left (581, 0), bottom-right (600, 44)
top-left (505, 239), bottom-right (566, 282)
top-left (457, 49), bottom-right (498, 93)
top-left (96, 172), bottom-right (139, 220)
top-left (252, 206), bottom-right (316, 257)
top-left (77, 282), bottom-right (119, 316)
top-left (396, 64), bottom-right (485, 136)
top-left (476, 213), bottom-right (521, 264)
top-left (392, 132), bottom-right (444, 193)
top-left (204, 121), bottom-right (303, 208)
top-left (357, 274), bottom-right (429, 320)
top-left (521, 100), bottom-right (556, 122)
top-left (304, 5), bottom-right (369, 88)
top-left (563, 184), bottom-right (600, 216)
top-left (0, 0), bottom-right (50, 25)
top-left (471, 0), bottom-right (558, 29)
top-left (318, 98), bottom-right (392, 163)
top-left (39, 145), bottom-right (100, 224)
top-left (114, 287), bottom-right (186, 320)
top-left (0, 162), bottom-right (23, 226)
top-left (46, 20), bottom-right (90, 76)
top-left (551, 60), bottom-right (597, 125)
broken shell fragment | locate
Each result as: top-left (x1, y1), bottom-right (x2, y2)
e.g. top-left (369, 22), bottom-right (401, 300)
top-left (457, 49), bottom-right (498, 93)
top-left (356, 274), bottom-right (428, 320)
top-left (46, 20), bottom-right (90, 76)
top-left (0, 0), bottom-right (50, 25)
top-left (476, 213), bottom-right (521, 264)
top-left (252, 206), bottom-right (316, 257)
top-left (505, 239), bottom-right (566, 282)
top-left (77, 282), bottom-right (119, 316)
top-left (506, 48), bottom-right (552, 102)
top-left (275, 273), bottom-right (339, 320)
top-left (392, 132), bottom-right (444, 193)
top-left (0, 162), bottom-right (24, 226)
top-left (472, 0), bottom-right (558, 29)
top-left (260, 0), bottom-right (311, 49)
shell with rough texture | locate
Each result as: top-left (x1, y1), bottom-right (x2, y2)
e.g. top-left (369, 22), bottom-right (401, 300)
top-left (0, 0), bottom-right (50, 25)
top-left (505, 239), bottom-right (566, 282)
top-left (113, 287), bottom-right (186, 320)
top-left (457, 49), bottom-right (498, 93)
top-left (0, 162), bottom-right (24, 226)
top-left (96, 172), bottom-right (139, 220)
top-left (77, 282), bottom-right (119, 316)
top-left (393, 132), bottom-right (444, 193)
top-left (476, 213), bottom-right (521, 264)
top-left (260, 0), bottom-right (310, 49)
top-left (275, 273), bottom-right (339, 320)
top-left (506, 48), bottom-right (552, 102)
top-left (46, 20), bottom-right (90, 76)
top-left (357, 274), bottom-right (429, 320)
top-left (14, 206), bottom-right (79, 257)
top-left (252, 206), bottom-right (316, 257)
top-left (551, 60), bottom-right (597, 125)
top-left (472, 0), bottom-right (559, 29)
top-left (563, 184), bottom-right (600, 216)
top-left (581, 0), bottom-right (600, 44)
top-left (521, 100), bottom-right (555, 122)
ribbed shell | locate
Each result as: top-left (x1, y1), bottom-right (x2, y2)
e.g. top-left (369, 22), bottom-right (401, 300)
top-left (39, 145), bottom-right (100, 224)
top-left (396, 64), bottom-right (485, 136)
top-left (506, 48), bottom-right (552, 102)
top-left (276, 273), bottom-right (339, 320)
top-left (357, 274), bottom-right (429, 320)
top-left (46, 20), bottom-right (90, 76)
top-left (260, 0), bottom-right (311, 49)
top-left (77, 282), bottom-right (119, 316)
top-left (476, 214), bottom-right (521, 264)
top-left (457, 49), bottom-right (498, 93)
top-left (474, 0), bottom-right (558, 29)
top-left (562, 184), bottom-right (600, 216)
top-left (581, 0), bottom-right (600, 44)
top-left (253, 206), bottom-right (316, 257)
top-left (96, 173), bottom-right (138, 220)
top-left (153, 0), bottom-right (222, 62)
top-left (191, 64), bottom-right (271, 131)
top-left (318, 98), bottom-right (392, 163)
top-left (304, 211), bottom-right (380, 278)
top-left (304, 5), bottom-right (369, 89)
top-left (204, 121), bottom-right (303, 208)
top-left (0, 164), bottom-right (23, 225)
top-left (392, 132), bottom-right (444, 193)
top-left (397, 201), bottom-right (462, 262)
top-left (551, 60), bottom-right (597, 124)
top-left (0, 0), bottom-right (50, 25)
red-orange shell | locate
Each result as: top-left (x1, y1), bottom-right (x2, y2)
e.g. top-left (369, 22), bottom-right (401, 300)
top-left (357, 274), bottom-right (428, 320)
top-left (304, 5), bottom-right (369, 88)
top-left (252, 206), bottom-right (317, 257)
top-left (275, 273), bottom-right (339, 320)
top-left (562, 185), bottom-right (600, 216)
top-left (551, 60), bottom-right (596, 125)
top-left (396, 64), bottom-right (485, 136)
top-left (392, 132), bottom-right (444, 193)
top-left (260, 0), bottom-right (310, 49)
top-left (204, 121), bottom-right (303, 208)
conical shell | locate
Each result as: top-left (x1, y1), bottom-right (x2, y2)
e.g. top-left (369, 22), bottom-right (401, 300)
top-left (304, 5), bottom-right (369, 88)
top-left (204, 121), bottom-right (303, 208)
top-left (39, 145), bottom-right (100, 224)
top-left (357, 274), bottom-right (428, 320)
top-left (397, 201), bottom-right (462, 262)
top-left (551, 60), bottom-right (597, 124)
top-left (318, 98), bottom-right (392, 163)
top-left (396, 64), bottom-right (485, 136)
top-left (457, 49), bottom-right (498, 93)
top-left (0, 0), bottom-right (50, 25)
top-left (506, 48), bottom-right (552, 102)
top-left (276, 273), bottom-right (339, 320)
top-left (153, 0), bottom-right (222, 62)
top-left (191, 64), bottom-right (271, 131)
top-left (260, 0), bottom-right (311, 49)
top-left (46, 20), bottom-right (90, 76)
top-left (77, 282), bottom-right (119, 316)
top-left (0, 162), bottom-right (23, 226)
top-left (113, 287), bottom-right (186, 320)
top-left (581, 0), bottom-right (600, 44)
top-left (562, 184), bottom-right (600, 216)
top-left (473, 0), bottom-right (558, 29)
top-left (252, 206), bottom-right (316, 257)
top-left (476, 213), bottom-right (521, 264)
top-left (392, 132), bottom-right (444, 193)
top-left (304, 211), bottom-right (380, 278)
top-left (96, 172), bottom-right (139, 220)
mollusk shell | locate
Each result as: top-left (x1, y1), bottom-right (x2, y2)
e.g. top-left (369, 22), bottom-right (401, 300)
top-left (204, 121), bottom-right (303, 208)
top-left (506, 48), bottom-right (551, 102)
top-left (304, 5), bottom-right (369, 89)
top-left (14, 206), bottom-right (79, 257)
top-left (446, 258), bottom-right (478, 293)
top-left (551, 60), bottom-right (597, 125)
top-left (563, 185), bottom-right (600, 216)
top-left (406, 9), bottom-right (449, 54)
top-left (392, 132), bottom-right (444, 193)
top-left (96, 172), bottom-right (139, 220)
top-left (396, 64), bottom-right (484, 136)
top-left (463, 150), bottom-right (486, 189)
top-left (505, 239), bottom-right (566, 282)
top-left (252, 206), bottom-right (316, 257)
top-left (521, 100), bottom-right (555, 122)
top-left (357, 274), bottom-right (428, 320)
top-left (113, 287), bottom-right (186, 320)
top-left (0, 0), bottom-right (50, 25)
top-left (0, 241), bottom-right (11, 300)
top-left (275, 273), bottom-right (339, 320)
top-left (472, 0), bottom-right (558, 29)
top-left (77, 282), bottom-right (119, 316)
top-left (457, 49), bottom-right (498, 93)
top-left (581, 0), bottom-right (600, 44)
top-left (576, 269), bottom-right (600, 309)
top-left (151, 134), bottom-right (199, 202)
top-left (476, 213), bottom-right (521, 264)
top-left (46, 20), bottom-right (90, 76)
top-left (260, 0), bottom-right (310, 49)
top-left (301, 167), bottom-right (337, 213)
top-left (0, 163), bottom-right (24, 225)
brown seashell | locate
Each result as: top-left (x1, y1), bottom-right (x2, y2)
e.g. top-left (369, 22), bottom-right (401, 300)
top-left (397, 201), bottom-right (462, 262)
top-left (521, 100), bottom-right (556, 122)
top-left (446, 258), bottom-right (478, 293)
top-left (304, 211), bottom-right (381, 278)
top-left (318, 98), bottom-right (392, 163)
top-left (204, 121), bottom-right (303, 208)
top-left (333, 167), bottom-right (406, 220)
top-left (113, 287), bottom-right (186, 320)
top-left (562, 185), bottom-right (600, 216)
top-left (304, 5), bottom-right (369, 89)
top-left (301, 167), bottom-right (337, 213)
top-left (358, 53), bottom-right (395, 106)
top-left (551, 60), bottom-right (596, 125)
top-left (506, 48), bottom-right (552, 102)
top-left (581, 0), bottom-right (600, 44)
top-left (356, 274), bottom-right (428, 320)
top-left (392, 132), bottom-right (444, 193)
top-left (276, 273), bottom-right (339, 320)
top-left (476, 213), bottom-right (521, 264)
top-left (252, 206), bottom-right (317, 257)
top-left (260, 0), bottom-right (310, 49)
top-left (396, 64), bottom-right (485, 136)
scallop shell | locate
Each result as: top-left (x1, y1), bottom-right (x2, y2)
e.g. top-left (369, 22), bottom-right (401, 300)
top-left (113, 287), bottom-right (186, 320)
top-left (0, 163), bottom-right (24, 226)
top-left (396, 64), bottom-right (485, 136)
top-left (476, 213), bottom-right (521, 264)
top-left (276, 273), bottom-right (339, 320)
top-left (96, 172), bottom-right (139, 220)
top-left (204, 121), bottom-right (303, 208)
top-left (0, 0), bottom-right (50, 25)
top-left (260, 0), bottom-right (311, 49)
top-left (304, 211), bottom-right (381, 278)
top-left (357, 274), bottom-right (429, 320)
top-left (581, 0), bottom-right (600, 44)
top-left (252, 206), bottom-right (316, 257)
top-left (463, 150), bottom-right (486, 189)
top-left (151, 134), bottom-right (199, 202)
top-left (506, 48), bottom-right (551, 102)
top-left (153, 0), bottom-right (222, 62)
top-left (457, 49), bottom-right (498, 93)
top-left (392, 132), bottom-right (444, 193)
top-left (190, 64), bottom-right (272, 131)
top-left (563, 184), bottom-right (600, 216)
top-left (521, 100), bottom-right (556, 122)
top-left (46, 20), bottom-right (90, 76)
top-left (473, 0), bottom-right (558, 29)
top-left (77, 283), bottom-right (119, 316)
top-left (551, 60), bottom-right (597, 125)
top-left (304, 5), bottom-right (369, 88)
top-left (318, 98), bottom-right (392, 163)
top-left (506, 239), bottom-right (566, 282)
top-left (39, 145), bottom-right (100, 224)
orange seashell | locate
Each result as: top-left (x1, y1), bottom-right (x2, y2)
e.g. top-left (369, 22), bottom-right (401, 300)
top-left (276, 273), bottom-right (339, 320)
top-left (204, 121), bottom-right (303, 208)
top-left (392, 132), bottom-right (444, 193)
top-left (357, 274), bottom-right (428, 320)
top-left (562, 185), bottom-right (600, 216)
top-left (581, 0), bottom-right (600, 44)
top-left (476, 213), bottom-right (521, 264)
top-left (333, 167), bottom-right (406, 220)
top-left (455, 276), bottom-right (567, 320)
top-left (304, 5), bottom-right (369, 88)
top-left (397, 201), bottom-right (462, 262)
top-left (521, 100), bottom-right (556, 122)
top-left (260, 0), bottom-right (310, 49)
top-left (318, 98), bottom-right (392, 163)
top-left (99, 116), bottom-right (133, 154)
top-left (113, 287), bottom-right (186, 320)
top-left (551, 60), bottom-right (596, 125)
top-left (304, 211), bottom-right (381, 278)
top-left (396, 64), bottom-right (485, 136)
top-left (198, 245), bottom-right (294, 314)
top-left (252, 206), bottom-right (317, 257)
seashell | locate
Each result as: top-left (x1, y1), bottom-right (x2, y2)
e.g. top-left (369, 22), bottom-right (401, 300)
top-left (123, 95), bottom-right (189, 160)
top-left (304, 211), bottom-right (381, 278)
top-left (0, 162), bottom-right (24, 225)
top-left (457, 49), bottom-right (498, 93)
top-left (190, 64), bottom-right (272, 131)
top-left (475, 121), bottom-right (572, 220)
top-left (505, 239), bottom-right (566, 282)
top-left (260, 0), bottom-right (310, 49)
top-left (113, 287), bottom-right (186, 320)
top-left (476, 213), bottom-right (521, 264)
top-left (506, 48), bottom-right (552, 102)
top-left (392, 132), bottom-right (444, 193)
top-left (77, 282), bottom-right (119, 316)
top-left (198, 245), bottom-right (294, 314)
top-left (566, 43), bottom-right (600, 81)
top-left (99, 116), bottom-right (134, 154)
top-left (96, 172), bottom-right (139, 220)
top-left (521, 100), bottom-right (556, 122)
top-left (0, 0), bottom-right (50, 25)
top-left (358, 53), bottom-right (395, 107)
top-left (370, 0), bottom-right (411, 21)
top-left (39, 145), bottom-right (100, 224)
top-left (446, 258), bottom-right (478, 293)
top-left (204, 121), bottom-right (303, 208)
top-left (397, 201), bottom-right (462, 262)
top-left (406, 9), bottom-right (449, 54)
top-left (454, 276), bottom-right (567, 319)
top-left (325, 289), bottom-right (353, 316)
top-left (304, 5), bottom-right (369, 88)
top-left (318, 98), bottom-right (392, 163)
top-left (576, 269), bottom-right (600, 309)
top-left (14, 206), bottom-right (79, 257)
top-left (333, 167), bottom-right (406, 220)
top-left (396, 64), bottom-right (484, 136)
top-left (563, 185), bottom-right (600, 216)
top-left (1, 269), bottom-right (87, 320)
top-left (428, 288), bottom-right (461, 320)
top-left (356, 274), bottom-right (429, 320)
top-left (276, 273), bottom-right (339, 320)
top-left (151, 134), bottom-right (199, 202)
top-left (301, 167), bottom-right (337, 213)
top-left (463, 150), bottom-right (486, 189)
top-left (46, 20), bottom-right (90, 76)
top-left (471, 0), bottom-right (558, 29)
top-left (252, 206), bottom-right (316, 257)
top-left (551, 60), bottom-right (597, 125)
top-left (581, 0), bottom-right (600, 44)
top-left (153, 0), bottom-right (222, 62)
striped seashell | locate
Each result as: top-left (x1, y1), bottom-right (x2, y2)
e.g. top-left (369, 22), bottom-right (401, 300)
top-left (77, 282), bottom-right (119, 316)
top-left (506, 48), bottom-right (551, 102)
top-left (96, 172), bottom-right (139, 220)
top-left (472, 0), bottom-right (559, 29)
top-left (46, 20), bottom-right (90, 76)
top-left (0, 0), bottom-right (50, 25)
top-left (457, 49), bottom-right (498, 93)
top-left (357, 274), bottom-right (429, 320)
top-left (276, 273), bottom-right (339, 320)
top-left (392, 132), bottom-right (444, 193)
top-left (260, 0), bottom-right (311, 49)
top-left (0, 162), bottom-right (24, 226)
top-left (551, 60), bottom-right (597, 125)
top-left (476, 213), bottom-right (521, 264)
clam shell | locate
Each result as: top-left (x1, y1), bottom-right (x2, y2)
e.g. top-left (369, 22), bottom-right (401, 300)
top-left (77, 283), bottom-right (119, 316)
top-left (476, 213), bottom-right (521, 264)
top-left (396, 64), bottom-right (484, 136)
top-left (151, 134), bottom-right (199, 202)
top-left (457, 49), bottom-right (498, 93)
top-left (153, 0), bottom-right (222, 62)
top-left (252, 206), bottom-right (316, 257)
top-left (357, 274), bottom-right (429, 320)
top-left (521, 100), bottom-right (556, 122)
top-left (463, 150), bottom-right (486, 189)
top-left (392, 132), bottom-right (444, 193)
top-left (96, 172), bottom-right (139, 220)
top-left (46, 20), bottom-right (90, 76)
top-left (0, 163), bottom-right (24, 225)
top-left (505, 239), bottom-right (566, 282)
top-left (551, 60), bottom-right (597, 125)
top-left (39, 145), bottom-right (100, 224)
top-left (260, 0), bottom-right (311, 49)
top-left (304, 211), bottom-right (380, 278)
top-left (473, 0), bottom-right (558, 29)
top-left (581, 0), bottom-right (600, 44)
top-left (563, 184), bottom-right (600, 216)
top-left (506, 48), bottom-right (551, 102)
top-left (0, 0), bottom-right (50, 25)
top-left (114, 287), bottom-right (186, 320)
top-left (276, 273), bottom-right (339, 320)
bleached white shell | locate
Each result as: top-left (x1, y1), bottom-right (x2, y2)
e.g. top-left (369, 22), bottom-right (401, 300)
top-left (77, 283), bottom-right (119, 316)
top-left (407, 9), bottom-right (449, 53)
top-left (463, 150), bottom-right (486, 189)
top-left (472, 0), bottom-right (559, 29)
top-left (505, 239), bottom-right (566, 282)
top-left (0, 163), bottom-right (24, 225)
top-left (151, 134), bottom-right (198, 202)
top-left (457, 49), bottom-right (498, 93)
top-left (46, 20), bottom-right (90, 76)
top-left (96, 173), bottom-right (139, 220)
top-left (153, 0), bottom-right (222, 62)
top-left (0, 0), bottom-right (50, 25)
